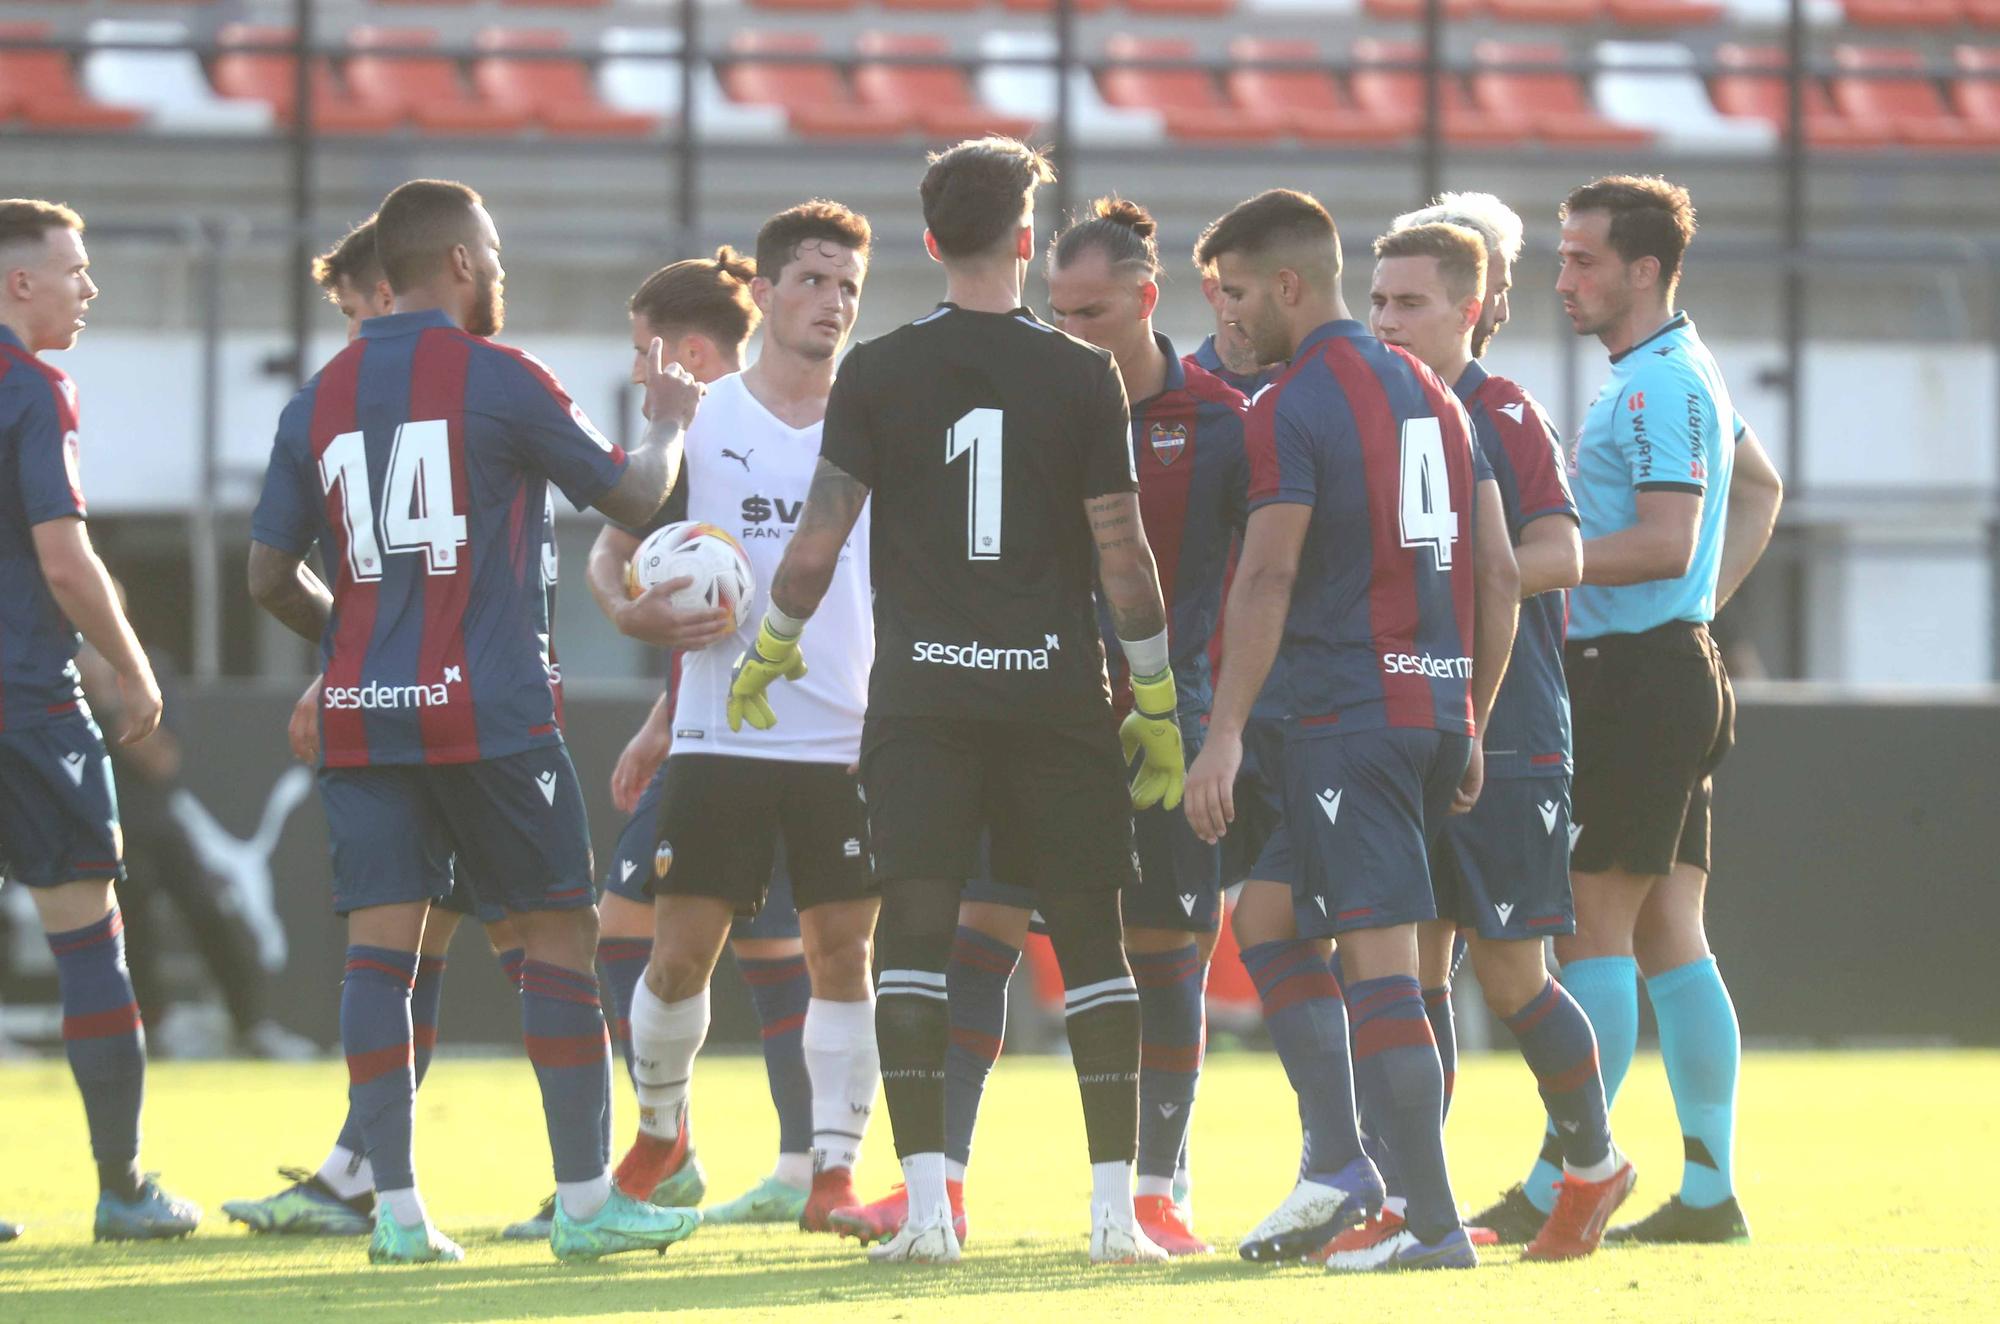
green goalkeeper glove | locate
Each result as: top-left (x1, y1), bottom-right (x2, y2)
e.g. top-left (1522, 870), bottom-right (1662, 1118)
top-left (1119, 668), bottom-right (1185, 811)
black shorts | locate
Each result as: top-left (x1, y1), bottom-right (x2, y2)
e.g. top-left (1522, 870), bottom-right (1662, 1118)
top-left (1567, 621), bottom-right (1735, 877)
top-left (861, 715), bottom-right (1137, 895)
top-left (651, 754), bottom-right (873, 917)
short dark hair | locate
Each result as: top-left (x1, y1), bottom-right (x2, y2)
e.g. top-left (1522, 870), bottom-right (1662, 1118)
top-left (754, 200), bottom-right (872, 283)
top-left (920, 137), bottom-right (1055, 259)
top-left (1049, 196), bottom-right (1160, 279)
top-left (0, 199), bottom-right (84, 254)
top-left (375, 179), bottom-right (484, 294)
top-left (1371, 222), bottom-right (1488, 305)
top-left (1194, 189), bottom-right (1341, 280)
top-left (1561, 175), bottom-right (1697, 288)
top-left (313, 216), bottom-right (382, 297)
top-left (629, 246), bottom-right (761, 349)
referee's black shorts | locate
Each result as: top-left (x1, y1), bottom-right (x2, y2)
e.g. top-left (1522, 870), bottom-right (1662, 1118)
top-left (859, 714), bottom-right (1137, 895)
top-left (1566, 620), bottom-right (1735, 878)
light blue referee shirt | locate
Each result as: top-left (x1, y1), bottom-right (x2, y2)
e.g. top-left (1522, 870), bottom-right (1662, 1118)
top-left (1567, 312), bottom-right (1741, 640)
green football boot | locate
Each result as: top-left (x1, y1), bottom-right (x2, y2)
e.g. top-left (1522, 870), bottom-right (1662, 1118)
top-left (549, 1190), bottom-right (700, 1263)
top-left (223, 1168), bottom-right (373, 1236)
top-left (703, 1176), bottom-right (809, 1226)
top-left (367, 1210), bottom-right (464, 1264)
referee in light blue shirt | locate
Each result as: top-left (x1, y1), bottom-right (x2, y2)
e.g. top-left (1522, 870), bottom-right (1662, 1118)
top-left (1517, 176), bottom-right (1782, 1248)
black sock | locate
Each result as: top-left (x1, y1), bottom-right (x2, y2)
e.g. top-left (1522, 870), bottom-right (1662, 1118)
top-left (98, 1159), bottom-right (143, 1202)
top-left (1044, 889), bottom-right (1140, 1164)
top-left (874, 879), bottom-right (961, 1159)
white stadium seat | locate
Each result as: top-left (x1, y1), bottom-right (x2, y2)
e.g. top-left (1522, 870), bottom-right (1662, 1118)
top-left (82, 20), bottom-right (275, 135)
top-left (599, 27), bottom-right (786, 143)
top-left (978, 31), bottom-right (1165, 148)
top-left (1595, 40), bottom-right (1778, 153)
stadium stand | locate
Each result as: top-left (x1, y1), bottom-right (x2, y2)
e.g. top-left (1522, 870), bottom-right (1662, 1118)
top-left (212, 25), bottom-right (402, 134)
top-left (976, 29), bottom-right (1165, 144)
top-left (1594, 39), bottom-right (1776, 151)
top-left (1955, 42), bottom-right (2000, 124)
top-left (0, 21), bottom-right (146, 130)
top-left (1843, 0), bottom-right (1962, 28)
top-left (852, 31), bottom-right (1038, 140)
top-left (471, 28), bottom-right (659, 136)
top-left (345, 25), bottom-right (532, 134)
top-left (1830, 43), bottom-right (2000, 145)
top-left (1098, 34), bottom-right (1284, 141)
top-left (1226, 35), bottom-right (1412, 142)
top-left (596, 26), bottom-right (787, 140)
top-left (1349, 36), bottom-right (1533, 142)
top-left (82, 19), bottom-right (275, 134)
top-left (721, 30), bottom-right (913, 137)
top-left (1710, 43), bottom-right (1897, 145)
top-left (1469, 39), bottom-right (1655, 143)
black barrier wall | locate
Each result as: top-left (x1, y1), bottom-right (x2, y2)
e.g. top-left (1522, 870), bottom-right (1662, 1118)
top-left (15, 686), bottom-right (1996, 1048)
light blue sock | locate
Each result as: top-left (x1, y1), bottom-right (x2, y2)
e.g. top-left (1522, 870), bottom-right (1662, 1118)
top-left (1648, 956), bottom-right (1739, 1209)
top-left (1524, 955), bottom-right (1637, 1213)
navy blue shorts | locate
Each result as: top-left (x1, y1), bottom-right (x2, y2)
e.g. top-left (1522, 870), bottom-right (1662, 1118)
top-left (1226, 716), bottom-right (1296, 888)
top-left (963, 792), bottom-right (1219, 933)
top-left (1431, 776), bottom-right (1576, 940)
top-left (1285, 727), bottom-right (1470, 939)
top-left (601, 761), bottom-right (802, 941)
top-left (0, 715), bottom-right (124, 887)
top-left (433, 876), bottom-right (506, 926)
top-left (318, 745), bottom-right (595, 917)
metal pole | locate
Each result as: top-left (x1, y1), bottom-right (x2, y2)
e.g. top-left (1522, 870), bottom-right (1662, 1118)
top-left (1781, 0), bottom-right (1806, 494)
top-left (286, 0), bottom-right (316, 387)
top-left (1419, 0), bottom-right (1443, 204)
top-left (676, 0), bottom-right (699, 254)
top-left (192, 222), bottom-right (223, 681)
top-left (1053, 0), bottom-right (1075, 228)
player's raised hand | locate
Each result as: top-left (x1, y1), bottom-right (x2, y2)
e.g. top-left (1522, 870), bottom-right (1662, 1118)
top-left (288, 673), bottom-right (323, 763)
top-left (1182, 727), bottom-right (1241, 845)
top-left (114, 662), bottom-right (162, 745)
top-left (1120, 670), bottom-right (1186, 811)
top-left (614, 576), bottom-right (736, 651)
top-left (642, 337), bottom-right (704, 429)
top-left (725, 618), bottom-right (808, 732)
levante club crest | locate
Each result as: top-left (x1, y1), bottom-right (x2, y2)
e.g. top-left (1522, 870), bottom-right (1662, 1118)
top-left (1150, 422), bottom-right (1188, 466)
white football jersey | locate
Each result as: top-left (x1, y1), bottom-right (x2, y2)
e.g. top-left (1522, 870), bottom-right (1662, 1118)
top-left (671, 372), bottom-right (870, 764)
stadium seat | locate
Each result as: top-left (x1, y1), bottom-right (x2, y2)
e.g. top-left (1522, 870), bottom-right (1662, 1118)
top-left (1842, 0), bottom-right (1962, 27)
top-left (745, 0), bottom-right (862, 11)
top-left (346, 27), bottom-right (530, 134)
top-left (1605, 0), bottom-right (1726, 21)
top-left (722, 31), bottom-right (912, 138)
top-left (212, 25), bottom-right (401, 134)
top-left (497, 0), bottom-right (607, 7)
top-left (1098, 35), bottom-right (1283, 142)
top-left (597, 27), bottom-right (785, 141)
top-left (1226, 36), bottom-right (1410, 142)
top-left (1489, 0), bottom-right (1603, 22)
top-left (999, 0), bottom-right (1117, 12)
top-left (0, 21), bottom-right (145, 130)
top-left (81, 19), bottom-right (274, 133)
top-left (853, 32), bottom-right (1037, 140)
top-left (1470, 40), bottom-right (1654, 143)
top-left (471, 28), bottom-right (656, 136)
top-left (879, 0), bottom-right (987, 11)
top-left (1972, 0), bottom-right (2000, 26)
top-left (1831, 44), bottom-right (2000, 146)
top-left (1710, 43), bottom-right (1895, 146)
top-left (977, 29), bottom-right (1165, 145)
top-left (1125, 0), bottom-right (1240, 15)
top-left (1349, 38), bottom-right (1532, 143)
top-left (1953, 44), bottom-right (2000, 126)
top-left (1363, 0), bottom-right (1482, 16)
top-left (1594, 39), bottom-right (1775, 150)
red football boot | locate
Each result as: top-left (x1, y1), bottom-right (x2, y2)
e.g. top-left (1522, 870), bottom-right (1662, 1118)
top-left (1308, 1207), bottom-right (1404, 1264)
top-left (612, 1110), bottom-right (692, 1201)
top-left (1134, 1194), bottom-right (1211, 1255)
top-left (1523, 1161), bottom-right (1637, 1261)
top-left (828, 1180), bottom-right (967, 1245)
top-left (800, 1167), bottom-right (861, 1233)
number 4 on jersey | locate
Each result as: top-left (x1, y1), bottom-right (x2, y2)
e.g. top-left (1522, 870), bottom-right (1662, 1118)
top-left (946, 406), bottom-right (1003, 561)
top-left (319, 419), bottom-right (468, 581)
top-left (1398, 417), bottom-right (1458, 567)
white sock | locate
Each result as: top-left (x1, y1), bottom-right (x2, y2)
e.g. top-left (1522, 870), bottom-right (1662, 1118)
top-left (557, 1172), bottom-right (612, 1221)
top-left (944, 1158), bottom-right (967, 1184)
top-left (901, 1152), bottom-right (950, 1228)
top-left (1091, 1160), bottom-right (1134, 1225)
top-left (1135, 1174), bottom-right (1173, 1198)
top-left (629, 980), bottom-right (707, 1140)
top-left (318, 1145), bottom-right (372, 1201)
top-left (773, 1152), bottom-right (814, 1191)
top-left (376, 1186), bottom-right (426, 1227)
top-left (803, 995), bottom-right (877, 1173)
top-left (1566, 1144), bottom-right (1625, 1185)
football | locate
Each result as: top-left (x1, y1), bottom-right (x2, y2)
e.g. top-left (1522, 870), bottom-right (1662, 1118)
top-left (625, 520), bottom-right (756, 634)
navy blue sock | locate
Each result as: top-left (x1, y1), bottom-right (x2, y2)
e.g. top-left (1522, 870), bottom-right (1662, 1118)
top-left (1527, 954), bottom-right (1639, 1213)
top-left (341, 946), bottom-right (418, 1192)
top-left (521, 960), bottom-right (613, 1184)
top-left (597, 937), bottom-right (652, 1085)
top-left (1131, 944), bottom-right (1205, 1184)
top-left (1241, 940), bottom-right (1361, 1180)
top-left (411, 956), bottom-right (446, 1089)
top-left (740, 953), bottom-right (814, 1158)
top-left (498, 946), bottom-right (526, 993)
top-left (50, 910), bottom-right (146, 1199)
top-left (944, 926), bottom-right (1018, 1170)
top-left (1504, 977), bottom-right (1612, 1172)
top-left (1424, 985), bottom-right (1456, 1118)
top-left (1347, 974), bottom-right (1458, 1243)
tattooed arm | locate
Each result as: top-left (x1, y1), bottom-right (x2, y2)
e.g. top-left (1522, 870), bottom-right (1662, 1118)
top-left (768, 457), bottom-right (871, 623)
top-left (1086, 491), bottom-right (1168, 643)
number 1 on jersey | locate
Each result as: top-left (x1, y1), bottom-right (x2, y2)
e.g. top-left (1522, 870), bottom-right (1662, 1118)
top-left (946, 407), bottom-right (1004, 561)
top-left (1398, 417), bottom-right (1458, 567)
top-left (319, 419), bottom-right (468, 581)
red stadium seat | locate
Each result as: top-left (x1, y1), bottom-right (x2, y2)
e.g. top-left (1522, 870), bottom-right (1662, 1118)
top-left (1831, 44), bottom-right (2000, 146)
top-left (853, 32), bottom-right (1037, 139)
top-left (212, 24), bottom-right (401, 134)
top-left (723, 31), bottom-right (912, 138)
top-left (498, 0), bottom-right (608, 7)
top-left (1349, 38), bottom-right (1532, 143)
top-left (745, 0), bottom-right (861, 11)
top-left (1471, 40), bottom-right (1653, 143)
top-left (1972, 0), bottom-right (2000, 26)
top-left (1489, 0), bottom-right (1603, 23)
top-left (1842, 0), bottom-right (1963, 28)
top-left (1710, 44), bottom-right (1895, 147)
top-left (879, 0), bottom-right (986, 11)
top-left (1363, 0), bottom-right (1483, 18)
top-left (0, 21), bottom-right (145, 130)
top-left (1226, 37), bottom-right (1410, 142)
top-left (1125, 0), bottom-right (1239, 16)
top-left (1099, 35), bottom-right (1282, 141)
top-left (1953, 44), bottom-right (2000, 126)
top-left (346, 27), bottom-right (530, 135)
top-left (472, 29), bottom-right (656, 135)
top-left (1605, 0), bottom-right (1725, 23)
top-left (1000, 0), bottom-right (1116, 12)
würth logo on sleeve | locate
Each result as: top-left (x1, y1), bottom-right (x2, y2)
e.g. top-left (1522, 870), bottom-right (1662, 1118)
top-left (1149, 422), bottom-right (1187, 467)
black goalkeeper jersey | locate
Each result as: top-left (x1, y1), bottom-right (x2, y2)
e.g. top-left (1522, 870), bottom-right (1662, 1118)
top-left (819, 303), bottom-right (1136, 724)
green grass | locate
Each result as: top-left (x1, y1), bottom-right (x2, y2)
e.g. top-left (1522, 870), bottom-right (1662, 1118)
top-left (1, 1049), bottom-right (1994, 1321)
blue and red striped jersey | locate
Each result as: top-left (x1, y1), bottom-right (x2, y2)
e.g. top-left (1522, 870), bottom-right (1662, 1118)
top-left (251, 310), bottom-right (626, 767)
top-left (1456, 361), bottom-right (1577, 778)
top-left (1190, 332), bottom-right (1281, 398)
top-left (1096, 335), bottom-right (1248, 717)
top-left (1245, 320), bottom-right (1483, 738)
top-left (0, 325), bottom-right (89, 732)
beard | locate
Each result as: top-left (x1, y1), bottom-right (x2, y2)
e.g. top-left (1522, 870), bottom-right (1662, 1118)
top-left (466, 277), bottom-right (503, 337)
top-left (1470, 319), bottom-right (1496, 359)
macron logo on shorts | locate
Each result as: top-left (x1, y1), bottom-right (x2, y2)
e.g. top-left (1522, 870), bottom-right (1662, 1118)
top-left (535, 771), bottom-right (557, 805)
top-left (1495, 902), bottom-right (1515, 925)
top-left (1537, 800), bottom-right (1560, 835)
top-left (1179, 894), bottom-right (1197, 916)
top-left (60, 750), bottom-right (88, 786)
top-left (1317, 787), bottom-right (1342, 826)
top-left (620, 859), bottom-right (637, 883)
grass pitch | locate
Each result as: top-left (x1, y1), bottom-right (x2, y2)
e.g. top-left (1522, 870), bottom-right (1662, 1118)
top-left (1, 1048), bottom-right (1994, 1322)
